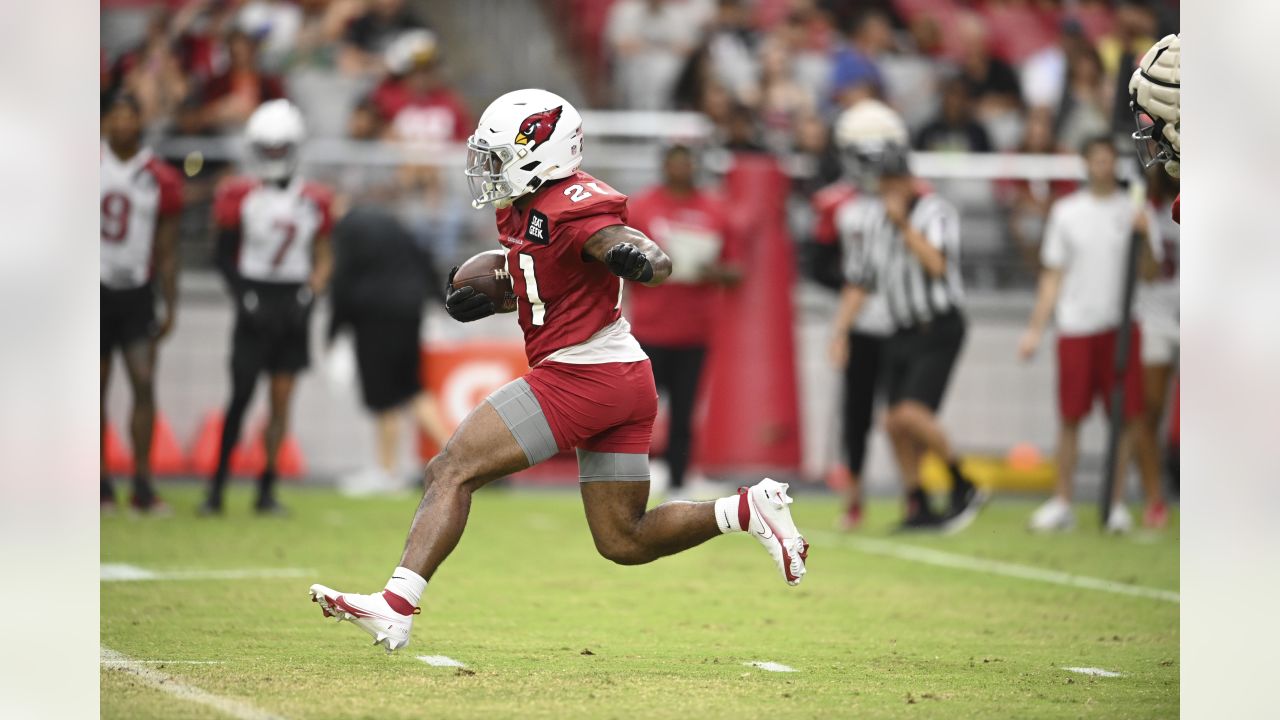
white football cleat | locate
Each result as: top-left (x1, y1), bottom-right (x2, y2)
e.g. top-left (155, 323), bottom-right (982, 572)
top-left (1028, 496), bottom-right (1075, 532)
top-left (1105, 503), bottom-right (1134, 534)
top-left (309, 584), bottom-right (418, 653)
top-left (741, 478), bottom-right (809, 586)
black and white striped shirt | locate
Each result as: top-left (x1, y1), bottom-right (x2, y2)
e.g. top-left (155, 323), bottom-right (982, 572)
top-left (836, 193), bottom-right (964, 331)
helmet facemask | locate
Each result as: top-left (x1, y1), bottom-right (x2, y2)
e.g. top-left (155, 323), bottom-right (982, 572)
top-left (251, 141), bottom-right (299, 183)
top-left (1130, 105), bottom-right (1179, 178)
top-left (465, 138), bottom-right (524, 209)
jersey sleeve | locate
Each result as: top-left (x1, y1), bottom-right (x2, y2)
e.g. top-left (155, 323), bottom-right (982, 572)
top-left (549, 181), bottom-right (631, 256)
top-left (302, 182), bottom-right (336, 235)
top-left (1040, 202), bottom-right (1068, 270)
top-left (146, 158), bottom-right (185, 216)
top-left (212, 176), bottom-right (255, 229)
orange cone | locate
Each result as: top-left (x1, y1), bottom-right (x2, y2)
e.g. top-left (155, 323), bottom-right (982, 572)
top-left (150, 413), bottom-right (188, 475)
top-left (188, 411), bottom-right (226, 477)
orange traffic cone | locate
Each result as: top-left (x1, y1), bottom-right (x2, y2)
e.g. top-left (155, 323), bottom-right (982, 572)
top-left (150, 413), bottom-right (188, 475)
top-left (188, 411), bottom-right (225, 477)
top-left (230, 420), bottom-right (306, 480)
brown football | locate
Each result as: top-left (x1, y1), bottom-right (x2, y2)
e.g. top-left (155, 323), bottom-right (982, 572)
top-left (451, 249), bottom-right (517, 313)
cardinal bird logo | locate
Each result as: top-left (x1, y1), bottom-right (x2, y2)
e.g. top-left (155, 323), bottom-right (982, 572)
top-left (514, 106), bottom-right (563, 151)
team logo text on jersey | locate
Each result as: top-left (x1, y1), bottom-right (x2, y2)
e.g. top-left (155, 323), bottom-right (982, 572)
top-left (525, 210), bottom-right (549, 244)
top-left (515, 106), bottom-right (562, 151)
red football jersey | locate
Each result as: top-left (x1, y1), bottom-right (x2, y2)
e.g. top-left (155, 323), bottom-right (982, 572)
top-left (495, 170), bottom-right (629, 366)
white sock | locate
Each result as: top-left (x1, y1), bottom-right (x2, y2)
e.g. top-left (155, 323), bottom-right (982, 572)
top-left (714, 493), bottom-right (747, 534)
top-left (384, 566), bottom-right (427, 607)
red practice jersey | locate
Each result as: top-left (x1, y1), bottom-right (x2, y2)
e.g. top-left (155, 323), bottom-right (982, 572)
top-left (100, 144), bottom-right (183, 289)
top-left (214, 176), bottom-right (334, 284)
top-left (496, 170), bottom-right (630, 366)
top-left (626, 186), bottom-right (731, 347)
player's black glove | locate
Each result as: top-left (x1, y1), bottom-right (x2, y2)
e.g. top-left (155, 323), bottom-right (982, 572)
top-left (604, 242), bottom-right (654, 283)
top-left (445, 266), bottom-right (495, 323)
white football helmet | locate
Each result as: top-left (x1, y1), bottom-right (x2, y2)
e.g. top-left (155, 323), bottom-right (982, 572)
top-left (1128, 34), bottom-right (1180, 178)
top-left (833, 99), bottom-right (911, 190)
top-left (465, 89), bottom-right (584, 209)
top-left (245, 99), bottom-right (306, 182)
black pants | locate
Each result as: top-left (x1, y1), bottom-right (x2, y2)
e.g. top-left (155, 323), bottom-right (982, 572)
top-left (882, 310), bottom-right (966, 412)
top-left (843, 331), bottom-right (884, 476)
top-left (643, 345), bottom-right (706, 489)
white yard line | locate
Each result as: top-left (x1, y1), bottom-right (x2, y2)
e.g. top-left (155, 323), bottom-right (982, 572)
top-left (745, 661), bottom-right (798, 673)
top-left (416, 655), bottom-right (467, 668)
top-left (101, 659), bottom-right (224, 665)
top-left (809, 531), bottom-right (1179, 604)
top-left (100, 647), bottom-right (284, 720)
top-left (101, 563), bottom-right (313, 582)
top-left (1063, 666), bottom-right (1124, 677)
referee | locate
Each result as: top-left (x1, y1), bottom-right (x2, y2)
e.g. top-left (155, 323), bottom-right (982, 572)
top-left (828, 144), bottom-right (983, 532)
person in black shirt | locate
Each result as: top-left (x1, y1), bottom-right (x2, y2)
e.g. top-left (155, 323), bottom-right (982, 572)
top-left (915, 77), bottom-right (993, 154)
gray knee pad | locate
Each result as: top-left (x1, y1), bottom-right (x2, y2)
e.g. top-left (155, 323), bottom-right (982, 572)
top-left (576, 449), bottom-right (650, 483)
top-left (485, 378), bottom-right (559, 465)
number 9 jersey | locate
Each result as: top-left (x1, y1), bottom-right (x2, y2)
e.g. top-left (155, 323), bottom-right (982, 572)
top-left (100, 144), bottom-right (183, 289)
top-left (213, 175), bottom-right (334, 284)
top-left (495, 170), bottom-right (642, 367)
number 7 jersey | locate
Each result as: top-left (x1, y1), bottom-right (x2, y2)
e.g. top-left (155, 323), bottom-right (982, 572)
top-left (213, 175), bottom-right (334, 284)
top-left (495, 170), bottom-right (640, 367)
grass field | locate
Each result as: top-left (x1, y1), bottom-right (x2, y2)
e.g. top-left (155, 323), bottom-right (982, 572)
top-left (101, 485), bottom-right (1179, 719)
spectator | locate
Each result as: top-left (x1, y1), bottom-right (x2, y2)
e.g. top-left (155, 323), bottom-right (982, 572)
top-left (704, 0), bottom-right (760, 105)
top-left (1134, 167), bottom-right (1179, 522)
top-left (915, 76), bottom-right (993, 153)
top-left (954, 14), bottom-right (1022, 116)
top-left (627, 145), bottom-right (740, 493)
top-left (340, 0), bottom-right (426, 75)
top-left (606, 0), bottom-right (701, 110)
top-left (107, 8), bottom-right (190, 129)
top-left (328, 207), bottom-right (450, 494)
top-left (1018, 136), bottom-right (1163, 533)
top-left (200, 29), bottom-right (286, 134)
top-left (755, 36), bottom-right (818, 154)
top-left (236, 0), bottom-right (305, 73)
top-left (1056, 46), bottom-right (1111, 155)
top-left (829, 9), bottom-right (893, 109)
top-left (371, 30), bottom-right (473, 145)
top-left (999, 106), bottom-right (1074, 274)
top-left (1100, 0), bottom-right (1158, 135)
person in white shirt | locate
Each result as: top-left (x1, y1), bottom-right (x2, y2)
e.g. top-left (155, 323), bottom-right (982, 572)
top-left (1136, 169), bottom-right (1180, 504)
top-left (1018, 136), bottom-right (1163, 533)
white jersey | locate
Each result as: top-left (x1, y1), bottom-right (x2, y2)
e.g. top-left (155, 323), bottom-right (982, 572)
top-left (100, 143), bottom-right (182, 289)
top-left (1041, 188), bottom-right (1162, 336)
top-left (214, 175), bottom-right (333, 284)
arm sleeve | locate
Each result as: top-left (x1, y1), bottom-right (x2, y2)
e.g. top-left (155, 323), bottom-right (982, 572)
top-left (1040, 203), bottom-right (1067, 270)
top-left (558, 214), bottom-right (627, 257)
top-left (215, 227), bottom-right (242, 292)
top-left (151, 161), bottom-right (184, 216)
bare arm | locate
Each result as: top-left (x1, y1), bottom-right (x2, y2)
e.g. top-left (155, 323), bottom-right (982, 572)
top-left (309, 232), bottom-right (334, 295)
top-left (152, 214), bottom-right (180, 340)
top-left (581, 224), bottom-right (672, 287)
top-left (1018, 267), bottom-right (1062, 360)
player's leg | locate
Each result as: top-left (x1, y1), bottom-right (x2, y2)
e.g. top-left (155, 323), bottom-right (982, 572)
top-left (257, 372), bottom-right (296, 512)
top-left (203, 318), bottom-right (264, 513)
top-left (100, 350), bottom-right (115, 509)
top-left (1031, 334), bottom-right (1090, 531)
top-left (121, 338), bottom-right (163, 510)
top-left (1139, 329), bottom-right (1172, 528)
top-left (839, 331), bottom-right (880, 529)
top-left (309, 379), bottom-right (539, 651)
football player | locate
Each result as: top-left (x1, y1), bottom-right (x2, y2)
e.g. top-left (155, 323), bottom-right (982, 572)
top-left (100, 92), bottom-right (183, 514)
top-left (310, 89), bottom-right (809, 652)
top-left (199, 100), bottom-right (334, 516)
top-left (1128, 34), bottom-right (1180, 187)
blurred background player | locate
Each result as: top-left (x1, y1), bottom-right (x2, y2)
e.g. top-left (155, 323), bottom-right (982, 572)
top-left (824, 99), bottom-right (909, 530)
top-left (310, 90), bottom-right (808, 653)
top-left (201, 100), bottom-right (334, 515)
top-left (1018, 136), bottom-right (1162, 533)
top-left (100, 92), bottom-right (183, 514)
top-left (828, 136), bottom-right (982, 532)
top-left (327, 206), bottom-right (450, 493)
top-left (626, 144), bottom-right (738, 496)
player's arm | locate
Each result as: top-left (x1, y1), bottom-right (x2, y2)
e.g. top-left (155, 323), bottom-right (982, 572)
top-left (828, 284), bottom-right (867, 368)
top-left (309, 231), bottom-right (333, 295)
top-left (215, 226), bottom-right (242, 294)
top-left (152, 213), bottom-right (180, 340)
top-left (1018, 267), bottom-right (1062, 361)
top-left (582, 224), bottom-right (672, 287)
top-left (884, 191), bottom-right (947, 278)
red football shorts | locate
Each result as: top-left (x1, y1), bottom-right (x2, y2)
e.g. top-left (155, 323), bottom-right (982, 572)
top-left (524, 360), bottom-right (658, 454)
top-left (1056, 325), bottom-right (1144, 423)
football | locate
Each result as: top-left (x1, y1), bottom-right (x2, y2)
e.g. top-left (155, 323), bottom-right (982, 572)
top-left (452, 248), bottom-right (517, 313)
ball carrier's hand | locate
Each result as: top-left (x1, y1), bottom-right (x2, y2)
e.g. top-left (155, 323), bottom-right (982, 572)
top-left (583, 225), bottom-right (672, 287)
top-left (445, 266), bottom-right (496, 322)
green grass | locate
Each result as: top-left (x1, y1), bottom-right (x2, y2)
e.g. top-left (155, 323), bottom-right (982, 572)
top-left (102, 486), bottom-right (1179, 719)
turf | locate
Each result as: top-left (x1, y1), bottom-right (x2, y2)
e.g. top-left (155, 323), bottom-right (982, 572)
top-left (101, 485), bottom-right (1179, 719)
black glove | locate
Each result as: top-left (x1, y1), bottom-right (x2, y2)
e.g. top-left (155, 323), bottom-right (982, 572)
top-left (445, 266), bottom-right (495, 323)
top-left (604, 242), bottom-right (654, 283)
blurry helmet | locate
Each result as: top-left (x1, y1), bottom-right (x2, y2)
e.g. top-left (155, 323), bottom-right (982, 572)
top-left (1128, 34), bottom-right (1180, 178)
top-left (465, 88), bottom-right (584, 209)
top-left (246, 100), bottom-right (306, 182)
top-left (833, 99), bottom-right (911, 190)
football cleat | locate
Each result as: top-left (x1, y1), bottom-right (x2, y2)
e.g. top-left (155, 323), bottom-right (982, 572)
top-left (1029, 496), bottom-right (1075, 532)
top-left (309, 584), bottom-right (419, 653)
top-left (741, 478), bottom-right (809, 586)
